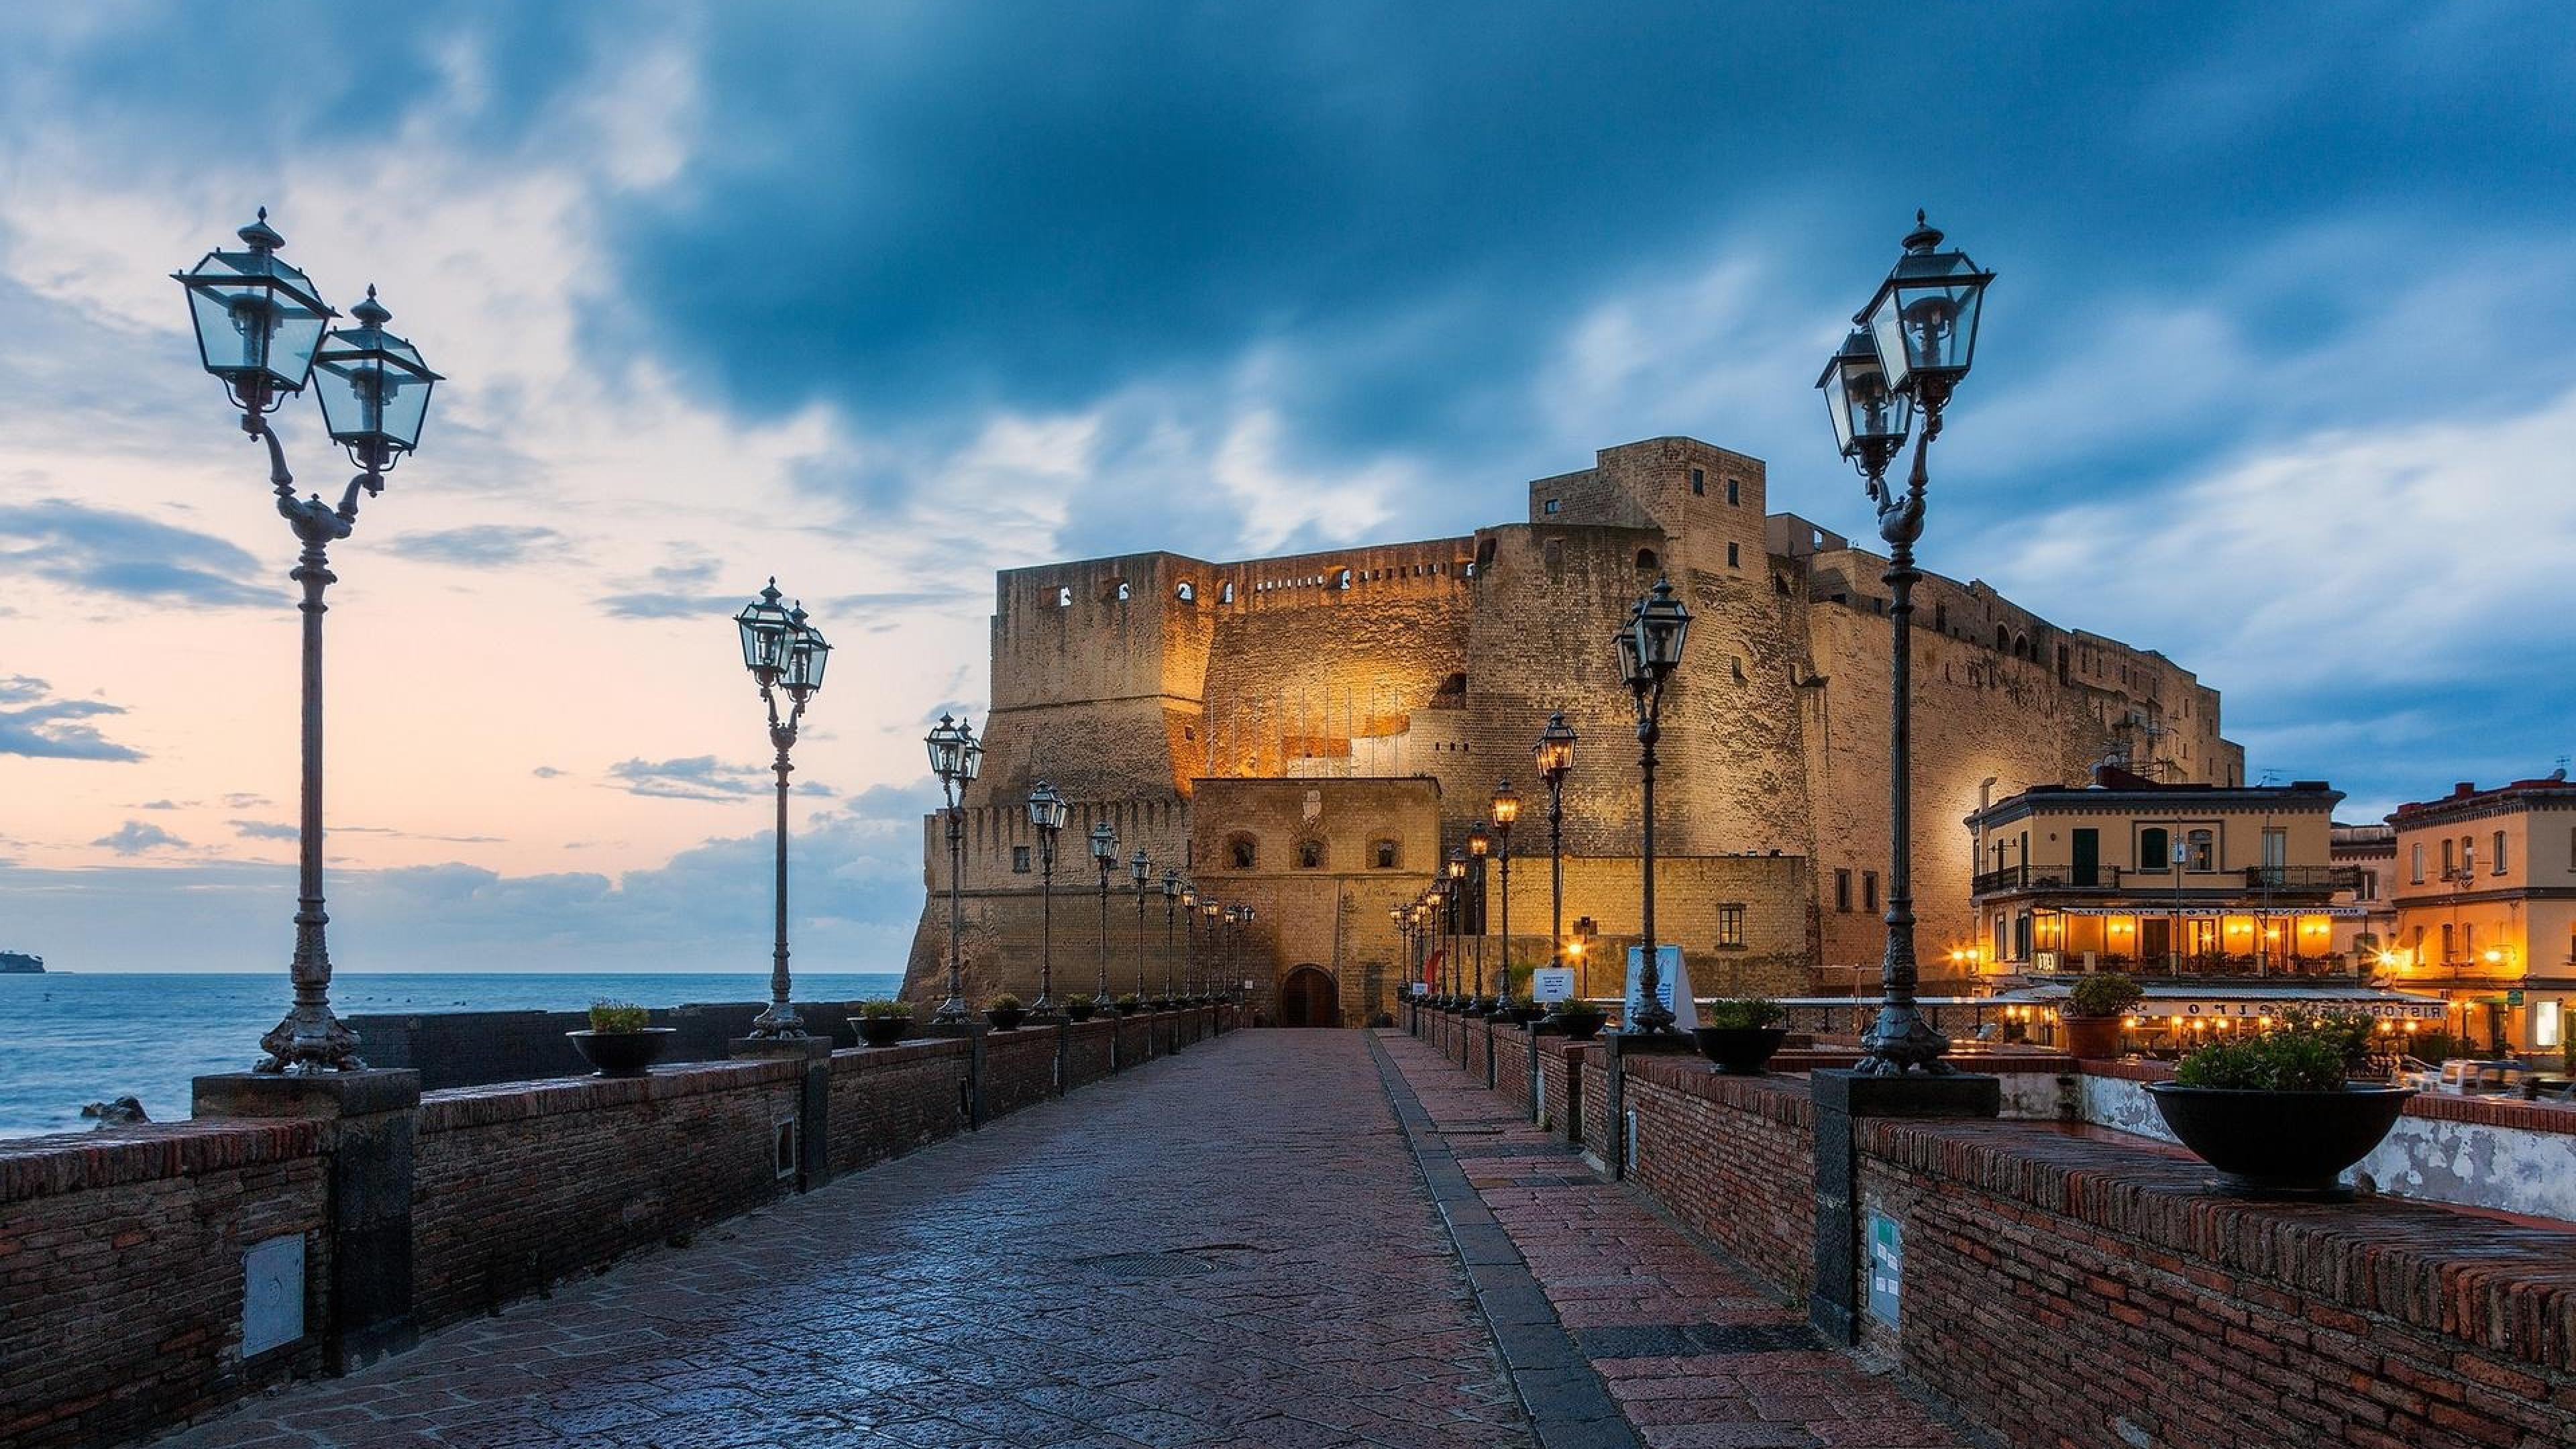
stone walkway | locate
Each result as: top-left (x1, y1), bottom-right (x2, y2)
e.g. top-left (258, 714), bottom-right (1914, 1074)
top-left (1375, 1031), bottom-right (1973, 1449)
top-left (160, 1032), bottom-right (1532, 1449)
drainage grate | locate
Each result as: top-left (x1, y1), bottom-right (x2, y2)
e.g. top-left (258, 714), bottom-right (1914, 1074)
top-left (1067, 1251), bottom-right (1218, 1280)
top-left (1572, 1322), bottom-right (1824, 1358)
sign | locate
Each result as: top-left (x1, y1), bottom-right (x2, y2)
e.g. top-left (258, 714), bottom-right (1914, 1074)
top-left (242, 1234), bottom-right (305, 1357)
top-left (1623, 945), bottom-right (1697, 1030)
top-left (1529, 967), bottom-right (1576, 1004)
top-left (2508, 989), bottom-right (2526, 1007)
top-left (1866, 1212), bottom-right (1902, 1328)
top-left (1411, 981), bottom-right (1430, 998)
top-left (2127, 996), bottom-right (2445, 1022)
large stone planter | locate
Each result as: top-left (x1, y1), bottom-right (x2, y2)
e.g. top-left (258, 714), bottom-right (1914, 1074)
top-left (1061, 998), bottom-right (1097, 1022)
top-left (2063, 1016), bottom-right (2123, 1059)
top-left (566, 1028), bottom-right (674, 1079)
top-left (851, 1016), bottom-right (912, 1048)
top-left (2145, 1082), bottom-right (2414, 1198)
top-left (1692, 1026), bottom-right (1787, 1075)
top-left (985, 1007), bottom-right (1027, 1032)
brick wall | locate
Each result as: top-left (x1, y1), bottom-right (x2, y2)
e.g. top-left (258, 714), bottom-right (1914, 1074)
top-left (1537, 1038), bottom-right (1582, 1141)
top-left (983, 1028), bottom-right (1058, 1117)
top-left (1618, 1059), bottom-right (1815, 1298)
top-left (823, 1040), bottom-right (971, 1178)
top-left (1579, 1049), bottom-right (1611, 1159)
top-left (0, 1123), bottom-right (329, 1449)
top-left (1065, 1018), bottom-right (1119, 1087)
top-left (413, 1059), bottom-right (808, 1330)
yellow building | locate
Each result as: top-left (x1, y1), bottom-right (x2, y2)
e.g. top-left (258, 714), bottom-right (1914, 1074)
top-left (1965, 767), bottom-right (2365, 980)
top-left (2387, 776), bottom-right (2576, 1057)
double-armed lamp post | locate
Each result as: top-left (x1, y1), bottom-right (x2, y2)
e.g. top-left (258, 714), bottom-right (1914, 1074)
top-left (1163, 872), bottom-right (1185, 1000)
top-left (1491, 780), bottom-right (1520, 1007)
top-left (737, 586), bottom-right (833, 1038)
top-left (1617, 578), bottom-right (1693, 1035)
top-left (1445, 851), bottom-right (1468, 1004)
top-left (1534, 714), bottom-right (1576, 1004)
top-left (1466, 825), bottom-right (1493, 1009)
top-left (176, 211), bottom-right (441, 1073)
top-left (1026, 780), bottom-right (1069, 1016)
top-left (1815, 212), bottom-right (1995, 1076)
top-left (923, 711), bottom-right (981, 1027)
top-left (1201, 898), bottom-right (1222, 998)
top-left (1089, 821), bottom-right (1119, 1009)
top-left (1130, 847), bottom-right (1153, 1001)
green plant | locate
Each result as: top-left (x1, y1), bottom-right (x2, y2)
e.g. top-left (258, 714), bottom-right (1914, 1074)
top-left (853, 999), bottom-right (912, 1020)
top-left (1116, 993), bottom-right (1142, 1008)
top-left (588, 1000), bottom-right (650, 1034)
top-left (2066, 973), bottom-right (2143, 1020)
top-left (2175, 1013), bottom-right (2365, 1092)
top-left (1553, 999), bottom-right (1604, 1023)
top-left (985, 994), bottom-right (1023, 1011)
top-left (1701, 998), bottom-right (1785, 1030)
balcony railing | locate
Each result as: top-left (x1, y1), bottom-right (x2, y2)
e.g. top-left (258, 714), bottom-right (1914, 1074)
top-left (2241, 865), bottom-right (2363, 893)
top-left (1972, 863), bottom-right (2363, 896)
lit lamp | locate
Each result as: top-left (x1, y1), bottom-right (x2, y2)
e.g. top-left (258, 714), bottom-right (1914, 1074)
top-left (1617, 578), bottom-right (1692, 1034)
top-left (1089, 820), bottom-right (1119, 1009)
top-left (923, 708), bottom-right (979, 1028)
top-left (1026, 780), bottom-right (1069, 1016)
top-left (1466, 824), bottom-right (1493, 1011)
top-left (1446, 850), bottom-right (1469, 1006)
top-left (1129, 847), bottom-right (1152, 1005)
top-left (1490, 780), bottom-right (1521, 1013)
top-left (1160, 867), bottom-right (1182, 1003)
top-left (1817, 211), bottom-right (1994, 1076)
top-left (175, 212), bottom-right (441, 1074)
top-left (741, 588), bottom-right (833, 1038)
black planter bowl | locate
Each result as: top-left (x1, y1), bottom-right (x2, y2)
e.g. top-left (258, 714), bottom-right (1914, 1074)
top-left (1552, 1014), bottom-right (1605, 1041)
top-left (2145, 1083), bottom-right (2415, 1199)
top-left (985, 1007), bottom-right (1027, 1032)
top-left (567, 1028), bottom-right (675, 1079)
top-left (1693, 1026), bottom-right (1788, 1075)
top-left (1114, 1000), bottom-right (1141, 1016)
top-left (1061, 998), bottom-right (1097, 1022)
top-left (851, 1016), bottom-right (912, 1048)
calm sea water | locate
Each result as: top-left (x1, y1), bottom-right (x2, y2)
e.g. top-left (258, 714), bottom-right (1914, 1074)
top-left (0, 971), bottom-right (903, 1141)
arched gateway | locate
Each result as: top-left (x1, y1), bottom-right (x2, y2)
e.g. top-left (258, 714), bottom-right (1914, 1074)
top-left (1279, 965), bottom-right (1340, 1028)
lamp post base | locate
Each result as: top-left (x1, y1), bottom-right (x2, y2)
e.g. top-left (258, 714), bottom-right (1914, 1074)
top-left (741, 1002), bottom-right (808, 1041)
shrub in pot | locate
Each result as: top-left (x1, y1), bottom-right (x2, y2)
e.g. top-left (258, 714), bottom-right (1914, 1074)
top-left (568, 1000), bottom-right (675, 1078)
top-left (2063, 973), bottom-right (2143, 1059)
top-left (985, 994), bottom-right (1027, 1031)
top-left (1060, 996), bottom-right (1097, 1022)
top-left (1693, 998), bottom-right (1788, 1075)
top-left (2145, 1011), bottom-right (2413, 1198)
top-left (1549, 1000), bottom-right (1605, 1041)
top-left (850, 999), bottom-right (914, 1047)
top-left (1114, 994), bottom-right (1142, 1016)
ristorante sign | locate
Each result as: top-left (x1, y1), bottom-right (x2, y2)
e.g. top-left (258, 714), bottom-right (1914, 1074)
top-left (2133, 996), bottom-right (2446, 1021)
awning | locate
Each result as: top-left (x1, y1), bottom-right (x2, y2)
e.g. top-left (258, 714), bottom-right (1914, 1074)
top-left (1996, 983), bottom-right (2447, 1022)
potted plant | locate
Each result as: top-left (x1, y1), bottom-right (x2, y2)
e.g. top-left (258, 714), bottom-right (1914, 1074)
top-left (567, 1000), bottom-right (674, 1078)
top-left (1548, 1000), bottom-right (1606, 1041)
top-left (1114, 993), bottom-right (1142, 1016)
top-left (2145, 1012), bottom-right (2414, 1198)
top-left (849, 999), bottom-right (914, 1047)
top-left (985, 994), bottom-right (1027, 1031)
top-left (1061, 996), bottom-right (1097, 1022)
top-left (2062, 973), bottom-right (2143, 1059)
top-left (1693, 998), bottom-right (1788, 1075)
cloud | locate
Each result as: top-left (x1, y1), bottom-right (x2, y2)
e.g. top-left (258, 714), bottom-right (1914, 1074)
top-left (230, 820), bottom-right (301, 841)
top-left (0, 500), bottom-right (273, 608)
top-left (531, 765), bottom-right (566, 779)
top-left (384, 524), bottom-right (570, 568)
top-left (607, 755), bottom-right (771, 802)
top-left (602, 592), bottom-right (738, 621)
top-left (0, 676), bottom-right (144, 761)
top-left (93, 820), bottom-right (184, 855)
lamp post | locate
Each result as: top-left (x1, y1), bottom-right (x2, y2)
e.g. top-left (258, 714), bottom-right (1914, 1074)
top-left (1467, 825), bottom-right (1493, 1010)
top-left (1491, 781), bottom-right (1520, 1010)
top-left (175, 213), bottom-right (440, 1073)
top-left (1128, 848), bottom-right (1152, 1003)
top-left (1389, 904), bottom-right (1409, 1019)
top-left (1026, 780), bottom-right (1069, 1016)
top-left (1446, 851), bottom-right (1468, 1004)
top-left (1238, 904), bottom-right (1257, 1003)
top-left (737, 588), bottom-right (833, 1038)
top-left (1572, 916), bottom-right (1598, 1002)
top-left (1616, 578), bottom-right (1693, 1035)
top-left (1179, 880), bottom-right (1197, 1000)
top-left (1222, 906), bottom-right (1242, 1004)
top-left (1089, 820), bottom-right (1118, 1009)
top-left (1817, 211), bottom-right (1995, 1075)
top-left (923, 710), bottom-right (981, 1028)
top-left (1201, 898), bottom-right (1221, 999)
top-left (1534, 714), bottom-right (1576, 1011)
top-left (1161, 869), bottom-right (1181, 1001)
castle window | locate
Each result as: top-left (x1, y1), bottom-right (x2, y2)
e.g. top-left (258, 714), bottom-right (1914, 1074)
top-left (1057, 586), bottom-right (1072, 607)
top-left (1012, 845), bottom-right (1032, 874)
top-left (1475, 537), bottom-right (1497, 570)
top-left (1995, 625), bottom-right (2008, 650)
top-left (1862, 871), bottom-right (1878, 912)
top-left (1175, 581), bottom-right (1195, 602)
top-left (1935, 602), bottom-right (1947, 634)
top-left (1690, 468), bottom-right (1705, 496)
top-left (1228, 835), bottom-right (1258, 871)
top-left (1834, 869), bottom-right (1852, 912)
top-left (1296, 839), bottom-right (1325, 870)
top-left (1636, 547), bottom-right (1659, 571)
top-left (1723, 478), bottom-right (1738, 504)
top-left (1103, 579), bottom-right (1129, 602)
top-left (1334, 568), bottom-right (1352, 590)
top-left (1727, 542), bottom-right (1739, 568)
top-left (1773, 573), bottom-right (1790, 596)
top-left (1372, 839), bottom-right (1399, 869)
top-left (1220, 582), bottom-right (1235, 604)
top-left (1717, 904), bottom-right (1745, 948)
top-left (1544, 498), bottom-right (1561, 515)
top-left (2139, 827), bottom-right (2170, 871)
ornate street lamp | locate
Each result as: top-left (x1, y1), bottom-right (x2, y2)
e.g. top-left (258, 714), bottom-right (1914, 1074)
top-left (735, 588), bottom-right (833, 1038)
top-left (1817, 213), bottom-right (1994, 1075)
top-left (1617, 578), bottom-right (1692, 1034)
top-left (1089, 820), bottom-right (1119, 1009)
top-left (1237, 904), bottom-right (1257, 1003)
top-left (1169, 875), bottom-right (1190, 1001)
top-left (1026, 780), bottom-right (1069, 1016)
top-left (1491, 781), bottom-right (1520, 1010)
top-left (1222, 905), bottom-right (1242, 1004)
top-left (923, 709), bottom-right (981, 1027)
top-left (174, 212), bottom-right (441, 1073)
top-left (1445, 851), bottom-right (1468, 1005)
top-left (1534, 714), bottom-right (1577, 1007)
top-left (1201, 898), bottom-right (1222, 998)
top-left (1466, 825), bottom-right (1493, 1010)
top-left (1128, 847), bottom-right (1152, 1003)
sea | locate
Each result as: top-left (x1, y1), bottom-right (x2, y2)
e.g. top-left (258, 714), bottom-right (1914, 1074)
top-left (0, 971), bottom-right (903, 1141)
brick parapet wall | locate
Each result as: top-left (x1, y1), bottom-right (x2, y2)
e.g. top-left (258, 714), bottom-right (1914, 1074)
top-left (1537, 1038), bottom-right (1582, 1140)
top-left (822, 1040), bottom-right (971, 1177)
top-left (1619, 1058), bottom-right (1816, 1297)
top-left (983, 1028), bottom-right (1059, 1116)
top-left (1065, 1018), bottom-right (1118, 1085)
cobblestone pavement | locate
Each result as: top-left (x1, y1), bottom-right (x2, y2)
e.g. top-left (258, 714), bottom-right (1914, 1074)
top-left (1376, 1032), bottom-right (1972, 1449)
top-left (158, 1032), bottom-right (1534, 1449)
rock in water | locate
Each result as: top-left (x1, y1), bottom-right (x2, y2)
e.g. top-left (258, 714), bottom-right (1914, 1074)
top-left (80, 1096), bottom-right (149, 1125)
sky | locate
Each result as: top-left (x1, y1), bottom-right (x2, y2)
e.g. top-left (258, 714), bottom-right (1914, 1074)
top-left (1, 3), bottom-right (2571, 974)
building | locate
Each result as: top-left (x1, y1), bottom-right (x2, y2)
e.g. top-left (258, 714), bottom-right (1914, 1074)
top-left (2386, 775), bottom-right (2576, 1057)
top-left (904, 435), bottom-right (2243, 1024)
top-left (1964, 768), bottom-right (2365, 979)
top-left (2330, 821), bottom-right (2400, 951)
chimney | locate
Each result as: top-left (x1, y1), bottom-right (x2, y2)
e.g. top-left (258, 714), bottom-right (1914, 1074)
top-left (2454, 782), bottom-right (2476, 797)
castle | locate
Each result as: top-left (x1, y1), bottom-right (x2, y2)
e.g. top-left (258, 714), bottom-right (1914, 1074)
top-left (902, 435), bottom-right (2242, 1024)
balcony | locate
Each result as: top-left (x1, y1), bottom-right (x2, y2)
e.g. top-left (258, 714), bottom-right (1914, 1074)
top-left (2241, 865), bottom-right (2363, 894)
top-left (1972, 863), bottom-right (2362, 897)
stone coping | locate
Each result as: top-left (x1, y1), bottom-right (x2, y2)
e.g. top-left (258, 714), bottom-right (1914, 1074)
top-left (2085, 1055), bottom-right (2576, 1135)
top-left (0, 1118), bottom-right (323, 1203)
top-left (420, 1054), bottom-right (812, 1130)
top-left (1866, 1113), bottom-right (2576, 1371)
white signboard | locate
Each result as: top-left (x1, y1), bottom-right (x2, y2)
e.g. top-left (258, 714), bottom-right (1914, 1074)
top-left (1411, 981), bottom-right (1430, 998)
top-left (1623, 945), bottom-right (1697, 1030)
top-left (1529, 967), bottom-right (1576, 1004)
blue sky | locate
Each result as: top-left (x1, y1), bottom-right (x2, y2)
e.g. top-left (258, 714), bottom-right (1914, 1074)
top-left (1, 3), bottom-right (2570, 971)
